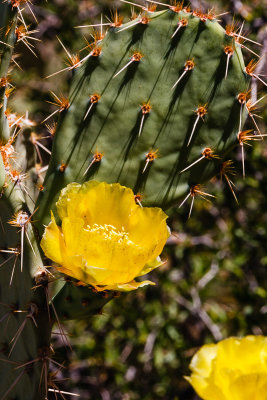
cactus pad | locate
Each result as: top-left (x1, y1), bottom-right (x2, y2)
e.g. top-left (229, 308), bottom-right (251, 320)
top-left (36, 8), bottom-right (249, 228)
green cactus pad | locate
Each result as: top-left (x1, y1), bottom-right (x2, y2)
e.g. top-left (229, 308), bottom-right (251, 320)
top-left (36, 9), bottom-right (249, 228)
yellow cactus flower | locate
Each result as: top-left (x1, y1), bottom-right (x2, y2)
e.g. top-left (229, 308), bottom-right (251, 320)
top-left (185, 335), bottom-right (267, 400)
top-left (41, 181), bottom-right (169, 291)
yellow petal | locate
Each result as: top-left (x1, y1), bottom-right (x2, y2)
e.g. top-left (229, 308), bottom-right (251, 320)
top-left (137, 256), bottom-right (163, 277)
top-left (189, 344), bottom-right (218, 378)
top-left (216, 336), bottom-right (267, 375)
top-left (80, 225), bottom-right (147, 284)
top-left (128, 206), bottom-right (169, 262)
top-left (231, 373), bottom-right (267, 400)
top-left (185, 375), bottom-right (226, 400)
top-left (56, 182), bottom-right (82, 220)
top-left (57, 181), bottom-right (136, 229)
top-left (40, 212), bottom-right (66, 265)
top-left (93, 279), bottom-right (156, 292)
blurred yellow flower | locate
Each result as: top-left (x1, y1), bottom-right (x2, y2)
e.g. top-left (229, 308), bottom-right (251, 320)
top-left (185, 335), bottom-right (267, 400)
top-left (41, 181), bottom-right (169, 291)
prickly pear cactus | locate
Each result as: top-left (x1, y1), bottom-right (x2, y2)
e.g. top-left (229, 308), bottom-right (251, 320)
top-left (0, 1), bottom-right (264, 399)
top-left (35, 7), bottom-right (250, 228)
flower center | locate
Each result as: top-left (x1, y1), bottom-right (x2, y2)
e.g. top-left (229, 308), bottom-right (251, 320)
top-left (86, 223), bottom-right (131, 244)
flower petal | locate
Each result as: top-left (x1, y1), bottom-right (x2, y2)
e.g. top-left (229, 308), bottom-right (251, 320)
top-left (56, 182), bottom-right (82, 220)
top-left (57, 181), bottom-right (137, 229)
top-left (128, 206), bottom-right (169, 264)
top-left (137, 256), bottom-right (163, 277)
top-left (93, 279), bottom-right (156, 292)
top-left (40, 212), bottom-right (66, 265)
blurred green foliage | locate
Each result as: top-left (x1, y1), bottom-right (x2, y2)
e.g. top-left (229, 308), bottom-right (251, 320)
top-left (8, 0), bottom-right (266, 399)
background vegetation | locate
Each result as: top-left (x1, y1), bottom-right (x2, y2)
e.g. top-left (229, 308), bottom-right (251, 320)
top-left (8, 0), bottom-right (267, 398)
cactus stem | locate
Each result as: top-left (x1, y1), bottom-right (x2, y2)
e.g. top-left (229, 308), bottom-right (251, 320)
top-left (113, 52), bottom-right (143, 78)
top-left (142, 149), bottom-right (158, 174)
